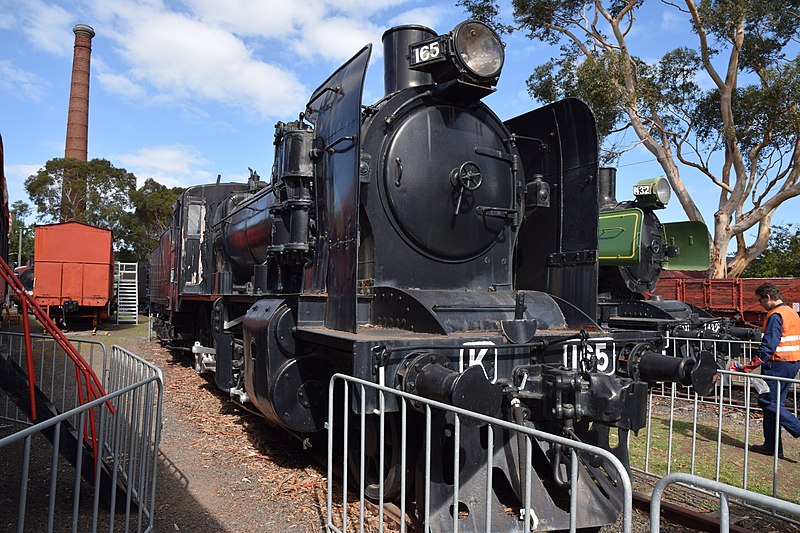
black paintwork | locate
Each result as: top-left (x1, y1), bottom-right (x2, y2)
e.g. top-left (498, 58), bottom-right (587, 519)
top-left (305, 45), bottom-right (371, 333)
top-left (506, 98), bottom-right (600, 324)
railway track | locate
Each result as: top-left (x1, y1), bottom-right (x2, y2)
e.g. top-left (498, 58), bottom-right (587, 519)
top-left (633, 490), bottom-right (754, 533)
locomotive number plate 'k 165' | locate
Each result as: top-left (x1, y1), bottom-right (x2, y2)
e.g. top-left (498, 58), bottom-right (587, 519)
top-left (562, 338), bottom-right (616, 374)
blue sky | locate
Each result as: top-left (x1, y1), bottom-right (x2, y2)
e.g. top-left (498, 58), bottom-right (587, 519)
top-left (1, 0), bottom-right (797, 234)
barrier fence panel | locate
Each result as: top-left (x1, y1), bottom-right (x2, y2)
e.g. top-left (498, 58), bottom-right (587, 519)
top-left (0, 332), bottom-right (107, 427)
top-left (632, 332), bottom-right (800, 526)
top-left (650, 473), bottom-right (800, 533)
top-left (326, 373), bottom-right (633, 533)
top-left (0, 339), bottom-right (163, 533)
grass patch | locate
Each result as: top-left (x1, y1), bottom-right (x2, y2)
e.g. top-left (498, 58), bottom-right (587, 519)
top-left (629, 410), bottom-right (800, 504)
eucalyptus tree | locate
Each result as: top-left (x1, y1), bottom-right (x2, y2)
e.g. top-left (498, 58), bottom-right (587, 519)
top-left (461, 0), bottom-right (800, 277)
top-left (25, 157), bottom-right (136, 243)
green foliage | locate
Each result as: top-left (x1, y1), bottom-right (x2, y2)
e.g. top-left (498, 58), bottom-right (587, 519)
top-left (25, 159), bottom-right (183, 261)
top-left (117, 178), bottom-right (183, 261)
top-left (25, 158), bottom-right (136, 236)
top-left (9, 201), bottom-right (33, 266)
top-left (742, 224), bottom-right (800, 277)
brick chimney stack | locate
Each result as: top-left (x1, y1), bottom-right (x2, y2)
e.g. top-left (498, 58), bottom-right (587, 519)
top-left (64, 24), bottom-right (95, 160)
top-left (61, 24), bottom-right (94, 221)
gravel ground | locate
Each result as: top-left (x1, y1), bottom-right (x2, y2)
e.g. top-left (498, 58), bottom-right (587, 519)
top-left (128, 334), bottom-right (332, 532)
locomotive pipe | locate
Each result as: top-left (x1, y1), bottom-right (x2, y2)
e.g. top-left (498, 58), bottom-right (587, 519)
top-left (598, 167), bottom-right (617, 209)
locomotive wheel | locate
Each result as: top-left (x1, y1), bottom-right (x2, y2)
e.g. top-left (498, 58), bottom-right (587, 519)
top-left (347, 413), bottom-right (404, 501)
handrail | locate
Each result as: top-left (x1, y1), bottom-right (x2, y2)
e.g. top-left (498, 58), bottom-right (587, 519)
top-left (0, 255), bottom-right (115, 468)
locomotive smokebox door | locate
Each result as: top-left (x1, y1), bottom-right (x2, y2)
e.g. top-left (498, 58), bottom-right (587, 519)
top-left (381, 107), bottom-right (515, 261)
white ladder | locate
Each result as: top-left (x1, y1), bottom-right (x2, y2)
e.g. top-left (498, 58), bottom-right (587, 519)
top-left (116, 262), bottom-right (139, 324)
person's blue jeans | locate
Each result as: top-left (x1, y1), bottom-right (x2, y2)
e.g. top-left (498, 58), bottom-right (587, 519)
top-left (758, 360), bottom-right (800, 453)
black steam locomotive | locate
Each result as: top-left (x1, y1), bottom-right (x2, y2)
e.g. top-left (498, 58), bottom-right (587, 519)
top-left (150, 20), bottom-right (717, 531)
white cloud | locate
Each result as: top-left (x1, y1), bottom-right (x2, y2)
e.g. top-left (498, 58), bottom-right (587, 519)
top-left (96, 72), bottom-right (146, 99)
top-left (183, 0), bottom-right (305, 37)
top-left (0, 11), bottom-right (16, 29)
top-left (18, 0), bottom-right (75, 56)
top-left (289, 16), bottom-right (381, 61)
top-left (387, 5), bottom-right (447, 29)
top-left (7, 163), bottom-right (42, 181)
top-left (116, 144), bottom-right (214, 188)
top-left (4, 0), bottom-right (455, 123)
top-left (0, 60), bottom-right (49, 101)
top-left (660, 10), bottom-right (685, 32)
top-left (89, 1), bottom-right (309, 119)
top-left (186, 0), bottom-right (409, 37)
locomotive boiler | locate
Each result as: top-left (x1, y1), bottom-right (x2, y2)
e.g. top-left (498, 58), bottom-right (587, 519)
top-left (150, 20), bottom-right (718, 531)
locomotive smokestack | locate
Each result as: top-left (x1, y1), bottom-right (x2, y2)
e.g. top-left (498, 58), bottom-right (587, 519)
top-left (598, 167), bottom-right (617, 209)
top-left (62, 23), bottom-right (95, 221)
top-left (382, 25), bottom-right (435, 95)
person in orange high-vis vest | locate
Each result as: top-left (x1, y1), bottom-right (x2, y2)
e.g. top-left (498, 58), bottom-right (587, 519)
top-left (734, 283), bottom-right (800, 458)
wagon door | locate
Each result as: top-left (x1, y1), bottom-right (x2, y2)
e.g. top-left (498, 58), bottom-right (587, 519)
top-left (180, 198), bottom-right (206, 296)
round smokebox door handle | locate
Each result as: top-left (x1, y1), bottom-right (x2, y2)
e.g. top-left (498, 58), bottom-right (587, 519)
top-left (457, 161), bottom-right (482, 191)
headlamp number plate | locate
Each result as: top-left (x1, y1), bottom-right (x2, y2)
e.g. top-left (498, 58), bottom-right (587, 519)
top-left (410, 39), bottom-right (443, 66)
top-left (633, 184), bottom-right (651, 196)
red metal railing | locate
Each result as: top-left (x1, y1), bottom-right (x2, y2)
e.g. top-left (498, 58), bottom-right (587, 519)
top-left (0, 256), bottom-right (113, 466)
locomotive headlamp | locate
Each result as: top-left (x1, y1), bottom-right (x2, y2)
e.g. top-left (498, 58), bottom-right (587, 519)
top-left (452, 20), bottom-right (504, 80)
top-left (408, 19), bottom-right (504, 100)
top-left (633, 176), bottom-right (671, 209)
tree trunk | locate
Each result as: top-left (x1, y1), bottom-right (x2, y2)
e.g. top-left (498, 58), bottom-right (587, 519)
top-left (710, 212), bottom-right (732, 278)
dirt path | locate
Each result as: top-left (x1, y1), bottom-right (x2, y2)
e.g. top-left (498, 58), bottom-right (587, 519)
top-left (115, 330), bottom-right (330, 532)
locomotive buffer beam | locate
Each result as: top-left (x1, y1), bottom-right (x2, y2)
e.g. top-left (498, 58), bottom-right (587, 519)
top-left (397, 353), bottom-right (504, 425)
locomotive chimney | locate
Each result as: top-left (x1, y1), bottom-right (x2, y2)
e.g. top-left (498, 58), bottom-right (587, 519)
top-left (381, 25), bottom-right (435, 95)
top-left (598, 167), bottom-right (618, 209)
top-left (61, 23), bottom-right (95, 221)
top-left (65, 24), bottom-right (95, 160)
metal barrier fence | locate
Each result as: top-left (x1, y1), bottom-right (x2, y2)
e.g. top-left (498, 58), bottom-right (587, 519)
top-left (326, 373), bottom-right (633, 533)
top-left (650, 473), bottom-right (800, 532)
top-left (634, 333), bottom-right (800, 525)
top-left (0, 336), bottom-right (163, 533)
top-left (1, 332), bottom-right (108, 427)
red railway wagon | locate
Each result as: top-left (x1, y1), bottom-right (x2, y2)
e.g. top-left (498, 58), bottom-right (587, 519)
top-left (654, 272), bottom-right (800, 327)
top-left (33, 221), bottom-right (114, 327)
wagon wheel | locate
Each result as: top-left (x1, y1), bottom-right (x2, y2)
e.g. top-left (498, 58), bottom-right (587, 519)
top-left (347, 413), bottom-right (404, 501)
